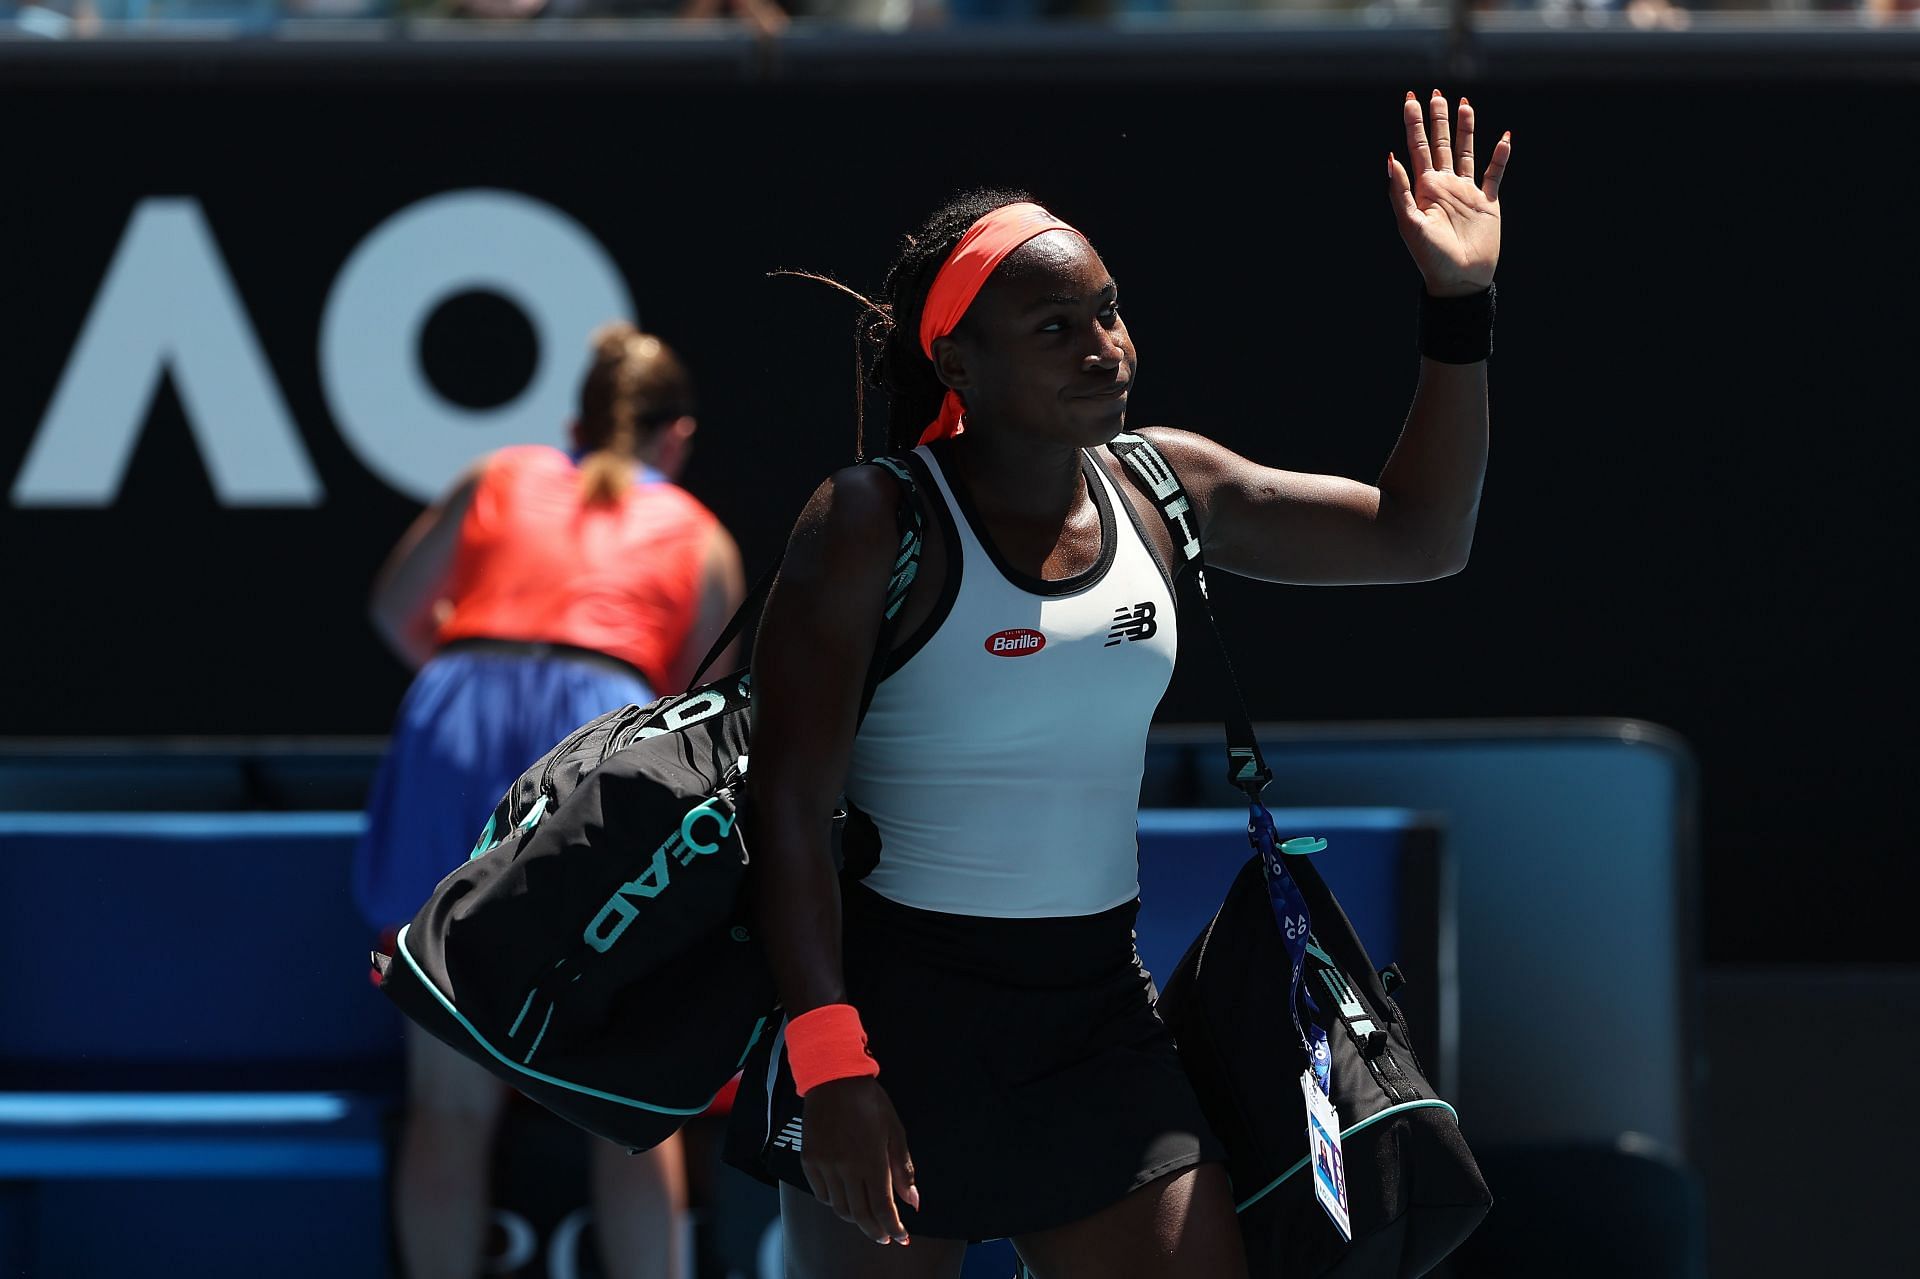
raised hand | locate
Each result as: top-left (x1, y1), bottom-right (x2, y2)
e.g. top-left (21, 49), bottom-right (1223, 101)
top-left (1388, 91), bottom-right (1510, 298)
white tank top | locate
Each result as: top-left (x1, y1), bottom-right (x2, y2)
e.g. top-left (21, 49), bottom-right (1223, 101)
top-left (845, 444), bottom-right (1178, 918)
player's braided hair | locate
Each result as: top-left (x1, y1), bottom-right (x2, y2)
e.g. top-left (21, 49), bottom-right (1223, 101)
top-left (776, 188), bottom-right (1034, 459)
top-left (867, 187), bottom-right (1034, 455)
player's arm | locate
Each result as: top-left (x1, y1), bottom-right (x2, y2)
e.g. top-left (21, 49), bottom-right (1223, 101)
top-left (664, 523), bottom-right (748, 693)
top-left (1152, 90), bottom-right (1507, 586)
top-left (1139, 370), bottom-right (1485, 587)
top-left (1149, 88), bottom-right (1508, 586)
top-left (745, 467), bottom-right (898, 1016)
top-left (745, 465), bottom-right (918, 1246)
top-left (368, 460), bottom-right (486, 668)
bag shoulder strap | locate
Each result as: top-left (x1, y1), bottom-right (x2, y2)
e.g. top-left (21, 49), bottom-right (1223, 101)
top-left (1106, 433), bottom-right (1272, 799)
top-left (686, 455), bottom-right (925, 696)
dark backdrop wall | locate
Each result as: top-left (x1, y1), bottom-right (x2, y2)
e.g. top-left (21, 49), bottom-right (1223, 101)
top-left (2, 33), bottom-right (1914, 962)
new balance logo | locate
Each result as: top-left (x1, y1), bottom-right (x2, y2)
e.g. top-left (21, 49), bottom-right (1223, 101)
top-left (771, 1117), bottom-right (804, 1153)
top-left (1105, 601), bottom-right (1158, 646)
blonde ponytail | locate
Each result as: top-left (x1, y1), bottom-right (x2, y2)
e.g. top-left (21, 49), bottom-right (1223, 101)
top-left (574, 322), bottom-right (695, 505)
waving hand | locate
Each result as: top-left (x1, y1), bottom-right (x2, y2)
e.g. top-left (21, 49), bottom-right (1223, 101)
top-left (1389, 91), bottom-right (1510, 298)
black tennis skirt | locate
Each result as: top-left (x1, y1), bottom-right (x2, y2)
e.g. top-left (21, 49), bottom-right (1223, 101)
top-left (723, 882), bottom-right (1226, 1241)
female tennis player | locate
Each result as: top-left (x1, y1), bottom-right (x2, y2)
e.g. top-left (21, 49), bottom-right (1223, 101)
top-left (358, 324), bottom-right (743, 1279)
top-left (733, 92), bottom-right (1509, 1278)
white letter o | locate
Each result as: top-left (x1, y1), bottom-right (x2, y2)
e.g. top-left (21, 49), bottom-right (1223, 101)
top-left (320, 189), bottom-right (634, 502)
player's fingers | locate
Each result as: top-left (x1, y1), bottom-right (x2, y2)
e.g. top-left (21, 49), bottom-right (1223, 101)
top-left (866, 1163), bottom-right (911, 1245)
top-left (1387, 152), bottom-right (1419, 224)
top-left (844, 1167), bottom-right (895, 1244)
top-left (800, 1158), bottom-right (829, 1206)
top-left (891, 1137), bottom-right (922, 1215)
top-left (1429, 90), bottom-right (1453, 173)
top-left (819, 1167), bottom-right (857, 1224)
top-left (1456, 98), bottom-right (1476, 179)
top-left (1402, 92), bottom-right (1433, 173)
top-left (1482, 130), bottom-right (1513, 201)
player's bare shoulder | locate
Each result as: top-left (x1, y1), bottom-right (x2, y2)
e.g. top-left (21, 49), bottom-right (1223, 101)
top-left (775, 463), bottom-right (908, 617)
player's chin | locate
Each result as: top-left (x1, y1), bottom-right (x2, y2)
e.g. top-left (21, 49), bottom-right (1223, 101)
top-left (1065, 392), bottom-right (1130, 444)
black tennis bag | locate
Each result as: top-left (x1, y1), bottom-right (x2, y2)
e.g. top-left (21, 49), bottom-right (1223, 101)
top-left (371, 456), bottom-right (924, 1153)
top-left (1106, 432), bottom-right (1489, 1277)
top-left (1157, 850), bottom-right (1491, 1277)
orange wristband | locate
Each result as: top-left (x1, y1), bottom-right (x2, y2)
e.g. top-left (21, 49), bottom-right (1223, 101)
top-left (787, 1004), bottom-right (881, 1097)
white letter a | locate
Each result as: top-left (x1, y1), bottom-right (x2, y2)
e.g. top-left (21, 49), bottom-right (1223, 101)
top-left (12, 198), bottom-right (321, 507)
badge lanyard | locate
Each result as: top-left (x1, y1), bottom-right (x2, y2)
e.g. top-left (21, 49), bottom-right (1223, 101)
top-left (1169, 531), bottom-right (1334, 1100)
top-left (1200, 551), bottom-right (1351, 1239)
top-left (1249, 801), bottom-right (1332, 1097)
top-left (1106, 435), bottom-right (1334, 1089)
top-left (1108, 432), bottom-right (1350, 1238)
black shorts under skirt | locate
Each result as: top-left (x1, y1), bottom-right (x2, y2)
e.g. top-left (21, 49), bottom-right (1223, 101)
top-left (723, 882), bottom-right (1227, 1241)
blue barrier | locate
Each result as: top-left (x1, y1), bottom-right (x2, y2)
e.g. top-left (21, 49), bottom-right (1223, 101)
top-left (0, 813), bottom-right (396, 1277)
top-left (3, 722), bottom-right (1696, 1155)
top-left (1150, 721), bottom-right (1698, 1158)
top-left (1, 804), bottom-right (1441, 1277)
top-left (0, 806), bottom-right (1440, 1083)
top-left (0, 812), bottom-right (399, 1078)
top-left (7, 1173), bottom-right (387, 1279)
top-left (0, 1090), bottom-right (387, 1276)
top-left (1136, 807), bottom-right (1434, 984)
top-left (1133, 806), bottom-right (1452, 1091)
top-left (0, 719), bottom-right (1700, 1277)
top-left (0, 1093), bottom-right (378, 1178)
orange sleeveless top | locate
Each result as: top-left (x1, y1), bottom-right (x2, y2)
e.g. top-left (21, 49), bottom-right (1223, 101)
top-left (436, 446), bottom-right (720, 691)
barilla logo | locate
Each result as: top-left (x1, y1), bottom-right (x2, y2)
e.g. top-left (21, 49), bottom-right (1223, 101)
top-left (984, 628), bottom-right (1046, 657)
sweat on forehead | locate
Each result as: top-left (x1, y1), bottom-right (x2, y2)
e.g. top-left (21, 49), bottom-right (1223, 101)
top-left (991, 231), bottom-right (1104, 284)
top-left (960, 238), bottom-right (1112, 327)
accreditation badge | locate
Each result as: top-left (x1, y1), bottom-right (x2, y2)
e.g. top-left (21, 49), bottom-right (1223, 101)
top-left (1301, 1069), bottom-right (1352, 1241)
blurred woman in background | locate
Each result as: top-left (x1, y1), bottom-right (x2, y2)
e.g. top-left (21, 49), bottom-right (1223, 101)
top-left (355, 323), bottom-right (744, 1279)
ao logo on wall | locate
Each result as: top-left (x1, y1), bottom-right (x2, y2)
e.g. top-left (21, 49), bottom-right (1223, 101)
top-left (10, 189), bottom-right (635, 507)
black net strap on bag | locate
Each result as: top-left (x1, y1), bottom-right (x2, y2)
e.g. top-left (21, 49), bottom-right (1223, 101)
top-left (1104, 433), bottom-right (1271, 802)
top-left (1107, 433), bottom-right (1336, 1075)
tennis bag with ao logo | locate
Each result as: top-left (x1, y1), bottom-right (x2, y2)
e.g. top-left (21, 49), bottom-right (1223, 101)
top-left (1109, 432), bottom-right (1490, 1277)
top-left (371, 456), bottom-right (924, 1153)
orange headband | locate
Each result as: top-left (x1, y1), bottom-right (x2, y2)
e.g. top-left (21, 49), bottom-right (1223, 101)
top-left (914, 202), bottom-right (1086, 446)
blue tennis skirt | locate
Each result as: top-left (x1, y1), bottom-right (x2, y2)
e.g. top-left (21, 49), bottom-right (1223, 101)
top-left (353, 646), bottom-right (652, 932)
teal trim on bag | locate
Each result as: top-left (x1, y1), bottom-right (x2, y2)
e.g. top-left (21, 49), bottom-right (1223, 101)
top-left (507, 989), bottom-right (537, 1039)
top-left (395, 925), bottom-right (718, 1118)
top-left (734, 1015), bottom-right (769, 1070)
top-left (518, 794), bottom-right (550, 831)
top-left (1232, 1098), bottom-right (1459, 1214)
top-left (522, 1005), bottom-right (556, 1065)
